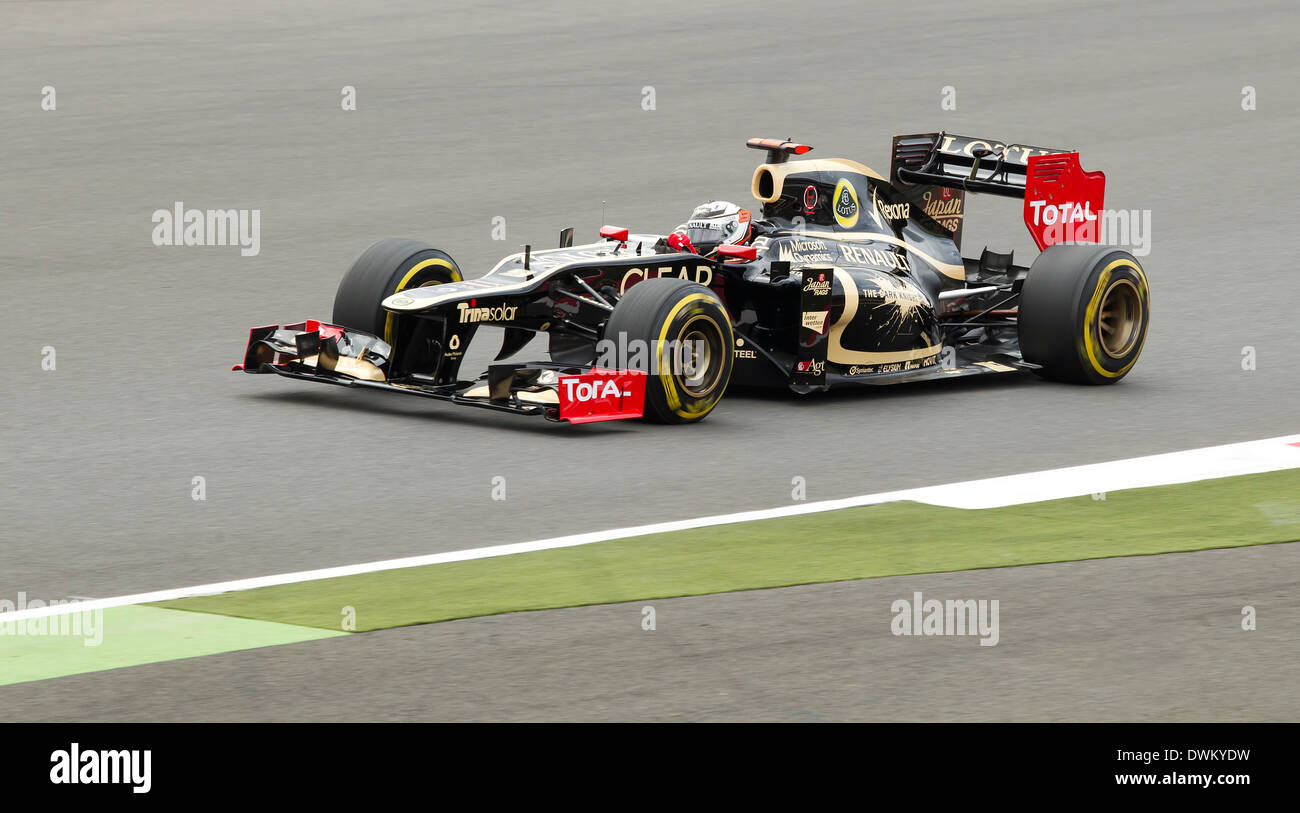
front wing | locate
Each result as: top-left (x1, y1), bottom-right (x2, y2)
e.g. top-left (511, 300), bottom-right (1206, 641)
top-left (234, 321), bottom-right (646, 424)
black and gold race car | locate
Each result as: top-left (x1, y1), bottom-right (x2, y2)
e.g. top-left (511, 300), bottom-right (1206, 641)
top-left (235, 132), bottom-right (1150, 425)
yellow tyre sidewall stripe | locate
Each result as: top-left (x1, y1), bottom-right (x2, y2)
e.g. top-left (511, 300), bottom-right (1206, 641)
top-left (1082, 258), bottom-right (1149, 379)
top-left (383, 258), bottom-right (462, 346)
top-left (656, 293), bottom-right (733, 420)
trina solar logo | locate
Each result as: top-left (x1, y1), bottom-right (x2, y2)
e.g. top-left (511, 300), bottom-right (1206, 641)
top-left (833, 179), bottom-right (859, 228)
top-left (456, 302), bottom-right (518, 323)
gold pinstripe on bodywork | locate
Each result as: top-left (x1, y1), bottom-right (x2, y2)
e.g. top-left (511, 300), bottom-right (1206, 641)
top-left (827, 268), bottom-right (940, 365)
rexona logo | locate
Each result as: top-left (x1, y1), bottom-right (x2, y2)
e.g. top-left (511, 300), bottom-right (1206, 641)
top-left (833, 178), bottom-right (859, 228)
top-left (456, 302), bottom-right (518, 323)
top-left (871, 188), bottom-right (910, 221)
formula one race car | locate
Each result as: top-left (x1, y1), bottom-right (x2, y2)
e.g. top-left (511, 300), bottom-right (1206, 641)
top-left (235, 132), bottom-right (1150, 424)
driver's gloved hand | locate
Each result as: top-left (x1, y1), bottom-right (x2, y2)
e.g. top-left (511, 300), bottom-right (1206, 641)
top-left (666, 232), bottom-right (697, 254)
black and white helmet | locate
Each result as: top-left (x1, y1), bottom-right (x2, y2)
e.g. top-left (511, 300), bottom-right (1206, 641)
top-left (672, 200), bottom-right (752, 255)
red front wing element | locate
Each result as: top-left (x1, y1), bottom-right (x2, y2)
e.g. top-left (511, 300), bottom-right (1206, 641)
top-left (1024, 153), bottom-right (1106, 250)
top-left (558, 369), bottom-right (646, 424)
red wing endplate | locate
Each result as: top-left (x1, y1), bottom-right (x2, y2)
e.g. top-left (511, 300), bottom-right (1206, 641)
top-left (1024, 153), bottom-right (1106, 250)
top-left (557, 369), bottom-right (646, 424)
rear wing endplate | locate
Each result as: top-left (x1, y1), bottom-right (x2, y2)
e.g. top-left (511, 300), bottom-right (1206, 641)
top-left (891, 132), bottom-right (1106, 250)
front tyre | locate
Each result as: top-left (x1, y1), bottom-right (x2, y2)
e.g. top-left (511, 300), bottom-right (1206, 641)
top-left (1019, 244), bottom-right (1150, 384)
top-left (603, 278), bottom-right (734, 424)
top-left (332, 238), bottom-right (462, 348)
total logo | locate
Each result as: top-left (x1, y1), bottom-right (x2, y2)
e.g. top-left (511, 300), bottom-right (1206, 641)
top-left (562, 377), bottom-right (632, 402)
top-left (833, 178), bottom-right (859, 228)
top-left (457, 301), bottom-right (519, 323)
top-left (1027, 199), bottom-right (1097, 226)
top-left (802, 271), bottom-right (832, 296)
top-left (619, 264), bottom-right (713, 294)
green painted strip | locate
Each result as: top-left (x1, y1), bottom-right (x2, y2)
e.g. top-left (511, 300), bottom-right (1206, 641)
top-left (154, 469), bottom-right (1300, 632)
top-left (0, 605), bottom-right (346, 687)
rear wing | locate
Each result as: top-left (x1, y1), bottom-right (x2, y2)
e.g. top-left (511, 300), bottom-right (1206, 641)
top-left (891, 132), bottom-right (1067, 196)
top-left (890, 132), bottom-right (1106, 250)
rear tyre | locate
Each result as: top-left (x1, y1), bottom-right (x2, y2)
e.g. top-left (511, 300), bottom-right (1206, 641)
top-left (1019, 244), bottom-right (1150, 384)
top-left (602, 278), bottom-right (734, 424)
top-left (332, 238), bottom-right (462, 348)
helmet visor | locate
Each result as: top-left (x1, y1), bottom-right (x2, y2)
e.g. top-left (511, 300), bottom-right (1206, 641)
top-left (682, 220), bottom-right (728, 254)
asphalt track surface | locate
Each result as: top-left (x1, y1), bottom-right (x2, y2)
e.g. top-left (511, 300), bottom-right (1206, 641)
top-left (2, 0), bottom-right (1298, 719)
top-left (6, 543), bottom-right (1297, 721)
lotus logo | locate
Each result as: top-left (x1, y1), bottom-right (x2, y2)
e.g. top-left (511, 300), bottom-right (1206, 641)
top-left (833, 178), bottom-right (859, 229)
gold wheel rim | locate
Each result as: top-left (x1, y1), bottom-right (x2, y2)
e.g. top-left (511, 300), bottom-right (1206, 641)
top-left (675, 316), bottom-right (724, 398)
top-left (1097, 277), bottom-right (1142, 359)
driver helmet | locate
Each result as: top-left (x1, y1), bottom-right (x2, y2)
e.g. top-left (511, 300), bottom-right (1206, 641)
top-left (672, 201), bottom-right (752, 255)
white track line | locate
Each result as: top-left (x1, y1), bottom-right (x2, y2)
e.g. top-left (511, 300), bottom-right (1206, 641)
top-left (5, 434), bottom-right (1300, 624)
